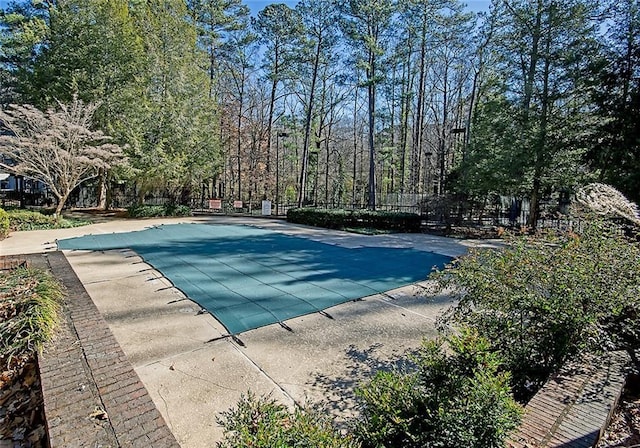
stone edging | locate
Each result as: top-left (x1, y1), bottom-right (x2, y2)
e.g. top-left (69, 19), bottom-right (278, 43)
top-left (17, 252), bottom-right (180, 448)
top-left (508, 351), bottom-right (630, 448)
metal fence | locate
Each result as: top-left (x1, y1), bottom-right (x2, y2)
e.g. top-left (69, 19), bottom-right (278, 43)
top-left (2, 181), bottom-right (583, 232)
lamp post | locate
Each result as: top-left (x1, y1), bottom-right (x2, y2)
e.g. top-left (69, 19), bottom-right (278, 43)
top-left (275, 132), bottom-right (289, 216)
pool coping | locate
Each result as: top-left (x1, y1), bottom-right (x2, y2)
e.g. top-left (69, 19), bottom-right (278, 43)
top-left (11, 252), bottom-right (180, 447)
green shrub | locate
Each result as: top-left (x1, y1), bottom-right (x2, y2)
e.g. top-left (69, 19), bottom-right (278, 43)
top-left (127, 204), bottom-right (165, 218)
top-left (0, 267), bottom-right (64, 369)
top-left (127, 204), bottom-right (192, 218)
top-left (0, 208), bottom-right (9, 238)
top-left (165, 204), bottom-right (192, 217)
top-left (8, 209), bottom-right (53, 229)
top-left (217, 392), bottom-right (360, 448)
top-left (6, 209), bottom-right (89, 231)
top-left (287, 208), bottom-right (421, 232)
top-left (433, 219), bottom-right (640, 399)
top-left (354, 330), bottom-right (522, 448)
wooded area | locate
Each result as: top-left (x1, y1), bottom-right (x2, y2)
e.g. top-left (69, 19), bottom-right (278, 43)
top-left (0, 0), bottom-right (638, 227)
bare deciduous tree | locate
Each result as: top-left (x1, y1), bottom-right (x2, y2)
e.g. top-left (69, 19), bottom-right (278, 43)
top-left (0, 98), bottom-right (125, 218)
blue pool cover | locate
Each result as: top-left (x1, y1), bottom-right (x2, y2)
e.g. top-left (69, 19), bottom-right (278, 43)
top-left (58, 224), bottom-right (451, 334)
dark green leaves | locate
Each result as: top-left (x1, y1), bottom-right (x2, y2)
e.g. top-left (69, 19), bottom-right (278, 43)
top-left (354, 330), bottom-right (522, 448)
top-left (433, 219), bottom-right (640, 398)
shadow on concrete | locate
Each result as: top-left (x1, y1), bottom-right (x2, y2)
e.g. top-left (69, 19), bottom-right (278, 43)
top-left (310, 342), bottom-right (420, 425)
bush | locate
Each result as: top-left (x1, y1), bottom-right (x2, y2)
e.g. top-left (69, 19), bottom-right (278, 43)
top-left (126, 204), bottom-right (192, 218)
top-left (0, 267), bottom-right (64, 370)
top-left (0, 208), bottom-right (9, 238)
top-left (7, 209), bottom-right (54, 230)
top-left (217, 392), bottom-right (360, 448)
top-left (6, 209), bottom-right (89, 231)
top-left (354, 330), bottom-right (522, 448)
top-left (165, 204), bottom-right (192, 217)
top-left (287, 208), bottom-right (421, 232)
top-left (433, 219), bottom-right (640, 399)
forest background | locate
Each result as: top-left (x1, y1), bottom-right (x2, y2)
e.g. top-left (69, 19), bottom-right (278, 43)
top-left (0, 0), bottom-right (638, 228)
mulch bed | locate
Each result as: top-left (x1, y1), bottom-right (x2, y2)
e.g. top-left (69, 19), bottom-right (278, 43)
top-left (597, 373), bottom-right (640, 447)
top-left (0, 262), bottom-right (49, 447)
top-left (0, 356), bottom-right (47, 447)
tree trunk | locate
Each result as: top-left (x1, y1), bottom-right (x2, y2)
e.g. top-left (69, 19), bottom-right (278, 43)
top-left (236, 73), bottom-right (245, 201)
top-left (439, 64), bottom-right (449, 196)
top-left (97, 169), bottom-right (108, 210)
top-left (411, 29), bottom-right (427, 195)
top-left (352, 86), bottom-right (359, 207)
top-left (297, 38), bottom-right (322, 207)
top-left (527, 7), bottom-right (552, 230)
top-left (367, 53), bottom-right (377, 210)
top-left (266, 48), bottom-right (280, 176)
top-left (54, 192), bottom-right (69, 221)
top-left (399, 49), bottom-right (412, 194)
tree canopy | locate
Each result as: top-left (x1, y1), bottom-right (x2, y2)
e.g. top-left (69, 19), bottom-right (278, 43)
top-left (0, 0), bottom-right (637, 221)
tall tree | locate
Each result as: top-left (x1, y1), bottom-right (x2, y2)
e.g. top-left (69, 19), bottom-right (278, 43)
top-left (25, 0), bottom-right (145, 131)
top-left (469, 0), bottom-right (599, 227)
top-left (382, 12), bottom-right (415, 196)
top-left (338, 0), bottom-right (395, 209)
top-left (400, 0), bottom-right (439, 195)
top-left (0, 0), bottom-right (48, 105)
top-left (132, 0), bottom-right (220, 203)
top-left (588, 0), bottom-right (640, 202)
top-left (426, 1), bottom-right (474, 196)
top-left (6, 0), bottom-right (147, 208)
top-left (218, 22), bottom-right (258, 202)
top-left (187, 0), bottom-right (249, 99)
top-left (295, 0), bottom-right (339, 206)
top-left (253, 3), bottom-right (301, 186)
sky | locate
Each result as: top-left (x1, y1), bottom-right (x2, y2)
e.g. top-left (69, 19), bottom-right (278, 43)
top-left (0, 0), bottom-right (491, 14)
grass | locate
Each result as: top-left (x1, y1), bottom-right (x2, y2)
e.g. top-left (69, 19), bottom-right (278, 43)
top-left (6, 209), bottom-right (90, 231)
top-left (0, 267), bottom-right (64, 372)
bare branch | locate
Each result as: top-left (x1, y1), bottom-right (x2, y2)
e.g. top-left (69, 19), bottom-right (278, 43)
top-left (0, 98), bottom-right (127, 216)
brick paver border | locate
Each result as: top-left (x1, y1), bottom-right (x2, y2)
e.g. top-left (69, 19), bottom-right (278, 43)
top-left (10, 252), bottom-right (180, 448)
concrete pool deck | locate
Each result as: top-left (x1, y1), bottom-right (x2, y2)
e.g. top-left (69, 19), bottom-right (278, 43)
top-left (1, 214), bottom-right (501, 447)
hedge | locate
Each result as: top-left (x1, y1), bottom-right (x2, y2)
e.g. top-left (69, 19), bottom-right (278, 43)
top-left (287, 208), bottom-right (422, 232)
top-left (126, 204), bottom-right (192, 218)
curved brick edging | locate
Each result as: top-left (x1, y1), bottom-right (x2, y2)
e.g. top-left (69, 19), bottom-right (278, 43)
top-left (19, 252), bottom-right (180, 448)
top-left (508, 351), bottom-right (630, 448)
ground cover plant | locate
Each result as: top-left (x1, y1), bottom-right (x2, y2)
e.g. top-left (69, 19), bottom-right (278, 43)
top-left (0, 266), bottom-right (64, 446)
top-left (5, 208), bottom-right (90, 232)
top-left (433, 218), bottom-right (640, 400)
